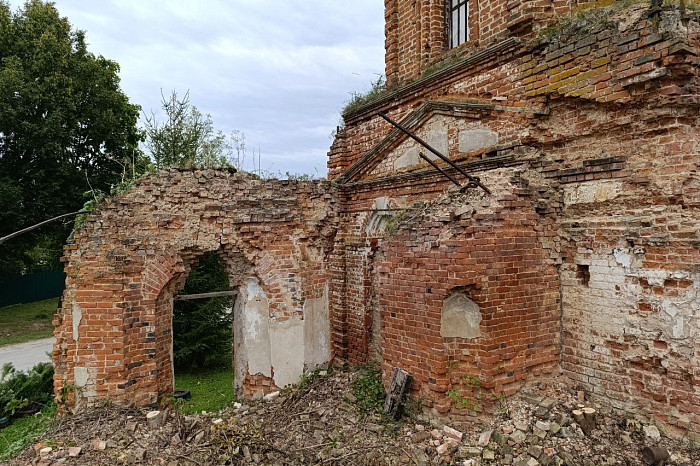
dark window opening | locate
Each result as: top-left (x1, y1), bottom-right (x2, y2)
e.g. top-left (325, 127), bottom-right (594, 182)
top-left (449, 0), bottom-right (469, 48)
top-left (576, 264), bottom-right (590, 287)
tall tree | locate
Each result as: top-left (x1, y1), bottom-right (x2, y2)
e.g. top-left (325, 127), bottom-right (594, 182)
top-left (0, 0), bottom-right (146, 278)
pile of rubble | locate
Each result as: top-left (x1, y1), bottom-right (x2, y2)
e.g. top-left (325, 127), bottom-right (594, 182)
top-left (12, 368), bottom-right (699, 465)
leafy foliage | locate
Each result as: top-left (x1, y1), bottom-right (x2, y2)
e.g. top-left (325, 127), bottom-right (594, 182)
top-left (145, 90), bottom-right (250, 170)
top-left (447, 374), bottom-right (483, 411)
top-left (351, 365), bottom-right (386, 417)
top-left (173, 252), bottom-right (233, 371)
top-left (0, 0), bottom-right (147, 278)
top-left (0, 362), bottom-right (54, 420)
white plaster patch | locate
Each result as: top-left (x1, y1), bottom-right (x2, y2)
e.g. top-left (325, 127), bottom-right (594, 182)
top-left (303, 284), bottom-right (331, 370)
top-left (233, 277), bottom-right (272, 394)
top-left (458, 128), bottom-right (499, 153)
top-left (393, 122), bottom-right (448, 171)
top-left (563, 181), bottom-right (623, 206)
top-left (270, 318), bottom-right (305, 389)
top-left (74, 367), bottom-right (89, 387)
top-left (72, 302), bottom-right (82, 341)
top-left (441, 293), bottom-right (482, 339)
top-left (613, 248), bottom-right (632, 268)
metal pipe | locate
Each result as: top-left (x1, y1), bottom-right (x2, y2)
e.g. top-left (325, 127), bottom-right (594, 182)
top-left (377, 112), bottom-right (491, 194)
top-left (418, 152), bottom-right (463, 188)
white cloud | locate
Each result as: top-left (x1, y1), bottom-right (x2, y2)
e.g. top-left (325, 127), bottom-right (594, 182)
top-left (5, 0), bottom-right (386, 175)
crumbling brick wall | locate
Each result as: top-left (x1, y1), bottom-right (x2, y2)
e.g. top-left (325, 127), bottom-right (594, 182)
top-left (331, 1), bottom-right (700, 436)
top-left (54, 170), bottom-right (338, 407)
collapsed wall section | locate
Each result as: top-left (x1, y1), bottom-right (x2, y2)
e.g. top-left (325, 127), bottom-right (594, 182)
top-left (54, 170), bottom-right (338, 407)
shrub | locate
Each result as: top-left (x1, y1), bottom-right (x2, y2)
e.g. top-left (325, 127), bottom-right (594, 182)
top-left (0, 362), bottom-right (54, 420)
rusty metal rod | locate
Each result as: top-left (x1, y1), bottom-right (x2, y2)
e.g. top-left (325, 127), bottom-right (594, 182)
top-left (174, 290), bottom-right (239, 301)
top-left (418, 152), bottom-right (463, 188)
top-left (0, 210), bottom-right (87, 245)
top-left (377, 112), bottom-right (491, 194)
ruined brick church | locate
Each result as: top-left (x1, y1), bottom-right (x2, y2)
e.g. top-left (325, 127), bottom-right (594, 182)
top-left (54, 0), bottom-right (700, 440)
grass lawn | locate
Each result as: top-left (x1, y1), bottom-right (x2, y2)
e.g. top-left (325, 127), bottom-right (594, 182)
top-left (0, 298), bottom-right (58, 347)
top-left (0, 403), bottom-right (56, 461)
top-left (174, 368), bottom-right (235, 414)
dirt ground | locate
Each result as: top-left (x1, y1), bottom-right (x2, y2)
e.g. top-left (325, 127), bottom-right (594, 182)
top-left (10, 367), bottom-right (700, 465)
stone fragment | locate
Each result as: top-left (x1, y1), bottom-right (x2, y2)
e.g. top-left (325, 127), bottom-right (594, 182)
top-left (92, 440), bottom-right (106, 451)
top-left (535, 420), bottom-right (550, 431)
top-left (483, 449), bottom-right (496, 461)
top-left (510, 430), bottom-right (527, 444)
top-left (515, 421), bottom-right (529, 432)
top-left (411, 447), bottom-right (430, 466)
top-left (436, 440), bottom-right (457, 455)
top-left (212, 418), bottom-right (224, 425)
top-left (541, 398), bottom-right (557, 409)
top-left (465, 447), bottom-right (482, 457)
top-left (533, 427), bottom-right (547, 439)
top-left (430, 429), bottom-right (443, 440)
top-left (39, 447), bottom-right (53, 458)
top-left (263, 390), bottom-right (280, 402)
top-left (643, 425), bottom-right (661, 441)
top-left (415, 424), bottom-right (425, 432)
top-left (443, 425), bottom-right (464, 441)
top-left (125, 420), bottom-right (137, 432)
top-left (478, 429), bottom-right (493, 446)
top-left (527, 445), bottom-right (543, 459)
top-left (68, 446), bottom-right (81, 457)
top-left (411, 431), bottom-right (431, 443)
top-left (492, 431), bottom-right (507, 448)
top-left (549, 422), bottom-right (560, 434)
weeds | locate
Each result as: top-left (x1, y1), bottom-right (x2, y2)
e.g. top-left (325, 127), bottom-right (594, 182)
top-left (342, 76), bottom-right (387, 117)
top-left (447, 374), bottom-right (483, 411)
top-left (351, 365), bottom-right (386, 418)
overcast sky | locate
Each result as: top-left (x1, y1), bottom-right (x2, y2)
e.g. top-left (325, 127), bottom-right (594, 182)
top-left (6, 0), bottom-right (386, 176)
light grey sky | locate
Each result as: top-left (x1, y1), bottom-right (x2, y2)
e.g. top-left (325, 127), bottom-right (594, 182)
top-left (6, 0), bottom-right (386, 176)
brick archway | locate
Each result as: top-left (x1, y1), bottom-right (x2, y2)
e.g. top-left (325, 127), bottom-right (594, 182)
top-left (53, 170), bottom-right (337, 407)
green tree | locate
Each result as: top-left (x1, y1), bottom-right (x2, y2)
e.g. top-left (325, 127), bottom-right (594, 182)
top-left (0, 0), bottom-right (146, 278)
top-left (173, 252), bottom-right (232, 371)
top-left (145, 90), bottom-right (241, 169)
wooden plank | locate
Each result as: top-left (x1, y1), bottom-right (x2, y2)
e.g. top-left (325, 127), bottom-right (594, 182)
top-left (173, 291), bottom-right (239, 301)
top-left (384, 367), bottom-right (413, 420)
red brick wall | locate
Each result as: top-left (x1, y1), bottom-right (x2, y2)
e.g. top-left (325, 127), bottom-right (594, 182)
top-left (331, 2), bottom-right (700, 436)
top-left (54, 171), bottom-right (338, 407)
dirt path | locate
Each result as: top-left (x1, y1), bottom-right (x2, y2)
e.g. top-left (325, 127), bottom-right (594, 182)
top-left (0, 337), bottom-right (53, 372)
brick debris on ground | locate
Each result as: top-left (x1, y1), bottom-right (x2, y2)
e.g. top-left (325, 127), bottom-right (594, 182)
top-left (13, 367), bottom-right (700, 466)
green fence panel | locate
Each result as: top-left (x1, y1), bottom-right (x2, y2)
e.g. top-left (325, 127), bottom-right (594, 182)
top-left (0, 271), bottom-right (65, 307)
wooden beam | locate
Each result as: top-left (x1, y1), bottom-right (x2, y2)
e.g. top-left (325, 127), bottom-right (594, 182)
top-left (173, 291), bottom-right (239, 301)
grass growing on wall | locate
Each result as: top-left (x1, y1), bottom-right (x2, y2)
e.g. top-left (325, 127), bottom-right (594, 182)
top-left (0, 298), bottom-right (58, 347)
